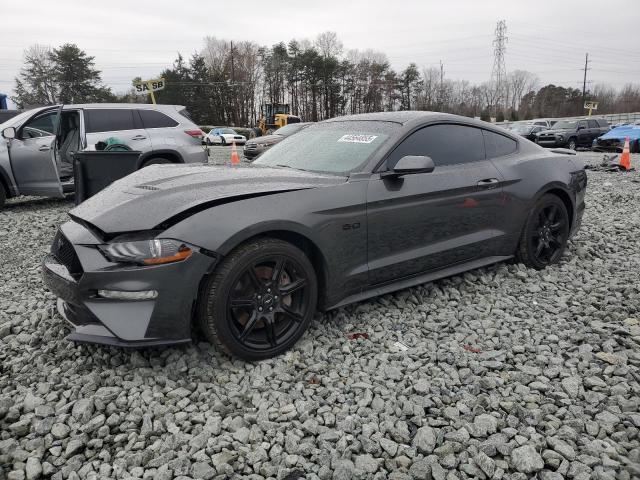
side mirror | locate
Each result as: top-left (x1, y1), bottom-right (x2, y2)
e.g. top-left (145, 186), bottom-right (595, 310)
top-left (577, 125), bottom-right (585, 131)
top-left (382, 155), bottom-right (435, 178)
top-left (2, 127), bottom-right (16, 139)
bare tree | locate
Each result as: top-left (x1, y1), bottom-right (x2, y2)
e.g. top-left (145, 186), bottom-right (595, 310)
top-left (315, 31), bottom-right (343, 58)
top-left (507, 70), bottom-right (538, 111)
top-left (13, 45), bottom-right (58, 107)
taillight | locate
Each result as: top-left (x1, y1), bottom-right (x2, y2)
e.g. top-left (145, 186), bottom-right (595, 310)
top-left (184, 129), bottom-right (203, 139)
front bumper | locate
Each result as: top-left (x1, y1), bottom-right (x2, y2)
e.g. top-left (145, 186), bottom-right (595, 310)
top-left (537, 136), bottom-right (566, 148)
top-left (42, 221), bottom-right (217, 347)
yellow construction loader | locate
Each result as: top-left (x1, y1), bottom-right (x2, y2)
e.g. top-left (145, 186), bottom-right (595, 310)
top-left (253, 103), bottom-right (302, 137)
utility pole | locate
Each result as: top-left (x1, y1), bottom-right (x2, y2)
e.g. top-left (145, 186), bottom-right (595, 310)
top-left (490, 20), bottom-right (508, 119)
top-left (582, 53), bottom-right (590, 106)
top-left (230, 41), bottom-right (236, 126)
top-left (439, 60), bottom-right (444, 110)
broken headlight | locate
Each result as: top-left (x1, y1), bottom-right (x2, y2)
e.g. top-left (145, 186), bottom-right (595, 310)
top-left (99, 239), bottom-right (192, 265)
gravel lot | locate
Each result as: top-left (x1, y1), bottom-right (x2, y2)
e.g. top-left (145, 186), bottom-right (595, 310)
top-left (1, 151), bottom-right (639, 480)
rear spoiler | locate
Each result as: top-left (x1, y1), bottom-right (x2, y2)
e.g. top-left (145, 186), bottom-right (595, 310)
top-left (550, 148), bottom-right (577, 155)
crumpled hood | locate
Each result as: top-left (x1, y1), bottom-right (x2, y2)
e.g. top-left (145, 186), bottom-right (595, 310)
top-left (71, 164), bottom-right (345, 234)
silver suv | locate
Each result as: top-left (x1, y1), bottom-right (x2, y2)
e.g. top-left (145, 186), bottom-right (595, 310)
top-left (0, 103), bottom-right (207, 207)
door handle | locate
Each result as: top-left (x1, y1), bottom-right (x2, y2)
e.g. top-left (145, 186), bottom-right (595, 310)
top-left (131, 135), bottom-right (147, 141)
top-left (39, 145), bottom-right (51, 151)
top-left (477, 178), bottom-right (500, 189)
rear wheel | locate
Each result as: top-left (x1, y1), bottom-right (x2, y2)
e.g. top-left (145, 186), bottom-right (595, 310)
top-left (140, 158), bottom-right (172, 168)
top-left (198, 238), bottom-right (317, 360)
top-left (0, 183), bottom-right (6, 209)
top-left (516, 194), bottom-right (570, 270)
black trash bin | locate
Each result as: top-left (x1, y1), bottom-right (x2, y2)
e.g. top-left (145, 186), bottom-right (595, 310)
top-left (73, 150), bottom-right (142, 204)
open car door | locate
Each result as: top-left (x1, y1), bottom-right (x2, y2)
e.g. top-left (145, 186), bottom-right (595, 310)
top-left (9, 105), bottom-right (64, 197)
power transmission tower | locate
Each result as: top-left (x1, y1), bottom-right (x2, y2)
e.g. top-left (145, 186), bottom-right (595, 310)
top-left (490, 20), bottom-right (508, 117)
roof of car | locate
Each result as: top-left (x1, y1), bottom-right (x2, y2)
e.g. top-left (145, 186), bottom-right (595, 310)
top-left (62, 103), bottom-right (185, 112)
top-left (325, 111), bottom-right (446, 124)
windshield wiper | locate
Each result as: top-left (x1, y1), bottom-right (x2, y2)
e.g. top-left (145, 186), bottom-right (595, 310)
top-left (275, 164), bottom-right (309, 172)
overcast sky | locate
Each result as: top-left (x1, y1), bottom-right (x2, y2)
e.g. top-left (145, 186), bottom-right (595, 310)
top-left (1, 0), bottom-right (639, 107)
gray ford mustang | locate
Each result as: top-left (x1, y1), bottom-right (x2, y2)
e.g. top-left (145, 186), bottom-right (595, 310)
top-left (43, 112), bottom-right (587, 360)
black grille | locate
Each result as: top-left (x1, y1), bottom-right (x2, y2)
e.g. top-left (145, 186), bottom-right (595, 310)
top-left (51, 231), bottom-right (83, 276)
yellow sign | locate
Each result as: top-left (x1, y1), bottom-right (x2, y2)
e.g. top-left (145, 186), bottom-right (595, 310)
top-left (584, 101), bottom-right (598, 117)
top-left (133, 78), bottom-right (165, 104)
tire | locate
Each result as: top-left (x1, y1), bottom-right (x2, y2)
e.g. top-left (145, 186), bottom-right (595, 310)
top-left (0, 183), bottom-right (6, 209)
top-left (220, 136), bottom-right (227, 146)
top-left (206, 138), bottom-right (213, 146)
top-left (198, 238), bottom-right (318, 360)
top-left (140, 158), bottom-right (172, 168)
top-left (567, 138), bottom-right (577, 150)
top-left (516, 194), bottom-right (570, 270)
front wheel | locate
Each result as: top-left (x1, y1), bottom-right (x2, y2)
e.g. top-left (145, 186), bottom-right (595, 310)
top-left (220, 136), bottom-right (227, 146)
top-left (198, 238), bottom-right (318, 360)
top-left (516, 194), bottom-right (570, 270)
top-left (567, 138), bottom-right (577, 150)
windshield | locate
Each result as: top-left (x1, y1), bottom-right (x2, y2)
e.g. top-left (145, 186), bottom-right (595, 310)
top-left (553, 121), bottom-right (577, 129)
top-left (254, 121), bottom-right (397, 174)
top-left (275, 123), bottom-right (306, 137)
top-left (221, 128), bottom-right (237, 134)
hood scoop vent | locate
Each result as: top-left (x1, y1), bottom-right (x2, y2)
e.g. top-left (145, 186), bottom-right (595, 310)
top-left (136, 184), bottom-right (161, 191)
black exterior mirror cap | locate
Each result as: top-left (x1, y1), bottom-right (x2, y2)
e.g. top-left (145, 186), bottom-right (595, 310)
top-left (2, 127), bottom-right (16, 139)
top-left (383, 155), bottom-right (435, 178)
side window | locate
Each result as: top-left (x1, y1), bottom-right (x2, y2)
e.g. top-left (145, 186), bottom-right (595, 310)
top-left (578, 120), bottom-right (588, 129)
top-left (386, 124), bottom-right (485, 169)
top-left (139, 109), bottom-right (179, 129)
top-left (483, 130), bottom-right (518, 158)
top-left (22, 111), bottom-right (58, 137)
top-left (85, 109), bottom-right (135, 133)
top-left (587, 120), bottom-right (598, 128)
top-left (597, 119), bottom-right (609, 128)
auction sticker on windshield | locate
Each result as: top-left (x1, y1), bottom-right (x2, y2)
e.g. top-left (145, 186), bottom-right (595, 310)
top-left (338, 134), bottom-right (378, 144)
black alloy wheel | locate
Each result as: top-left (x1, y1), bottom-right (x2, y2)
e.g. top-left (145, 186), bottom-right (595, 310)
top-left (198, 238), bottom-right (317, 360)
top-left (516, 194), bottom-right (570, 270)
top-left (567, 138), bottom-right (577, 150)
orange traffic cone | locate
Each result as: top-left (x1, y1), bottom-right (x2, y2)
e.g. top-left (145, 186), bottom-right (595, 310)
top-left (619, 136), bottom-right (631, 171)
top-left (230, 141), bottom-right (240, 165)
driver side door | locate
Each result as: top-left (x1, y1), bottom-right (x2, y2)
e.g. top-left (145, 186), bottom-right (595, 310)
top-left (8, 106), bottom-right (64, 197)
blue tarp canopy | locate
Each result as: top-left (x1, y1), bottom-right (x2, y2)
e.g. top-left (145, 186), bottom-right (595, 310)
top-left (599, 124), bottom-right (640, 141)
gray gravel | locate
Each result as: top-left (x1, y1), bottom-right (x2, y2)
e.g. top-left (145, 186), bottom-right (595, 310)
top-left (1, 151), bottom-right (639, 480)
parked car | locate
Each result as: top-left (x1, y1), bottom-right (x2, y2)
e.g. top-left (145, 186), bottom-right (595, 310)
top-left (243, 122), bottom-right (312, 159)
top-left (0, 104), bottom-right (207, 208)
top-left (592, 124), bottom-right (640, 153)
top-left (509, 123), bottom-right (547, 142)
top-left (203, 128), bottom-right (246, 146)
top-left (535, 118), bottom-right (609, 150)
top-left (0, 110), bottom-right (22, 124)
top-left (529, 119), bottom-right (556, 129)
top-left (43, 112), bottom-right (586, 360)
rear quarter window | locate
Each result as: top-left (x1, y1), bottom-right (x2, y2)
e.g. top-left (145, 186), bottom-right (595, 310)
top-left (85, 109), bottom-right (136, 133)
top-left (139, 110), bottom-right (179, 129)
top-left (597, 119), bottom-right (609, 128)
top-left (483, 130), bottom-right (518, 158)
